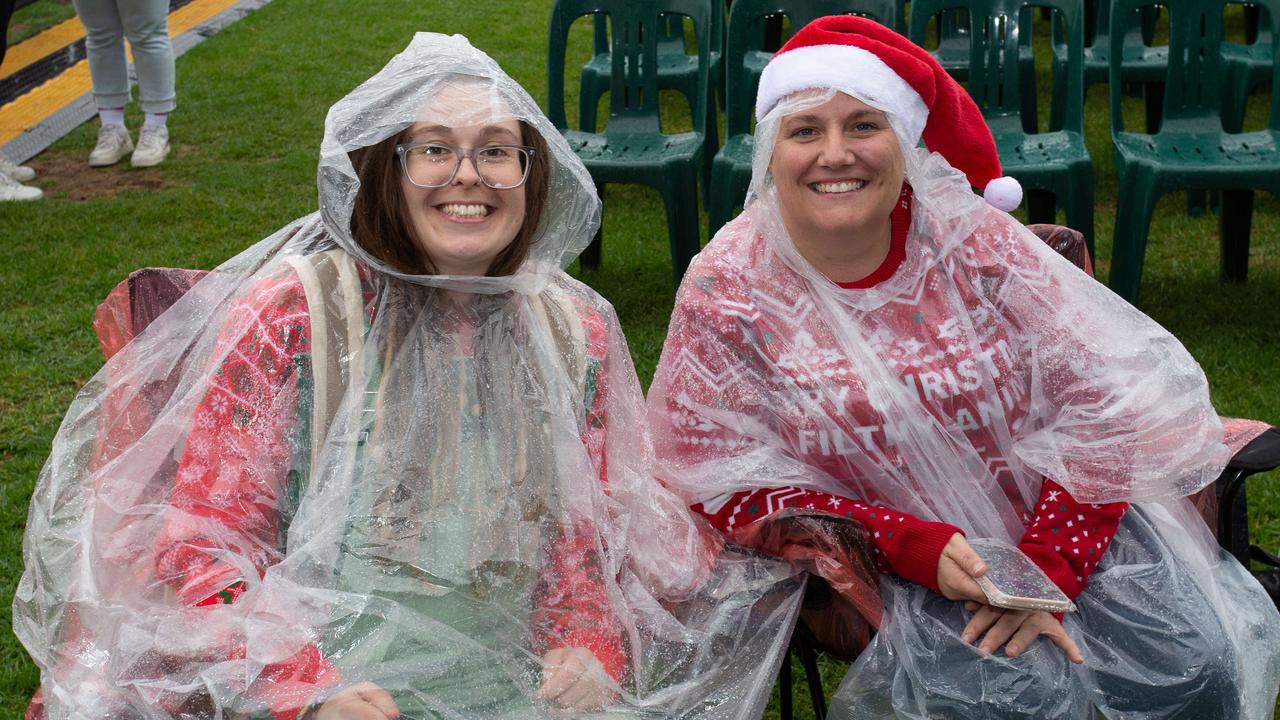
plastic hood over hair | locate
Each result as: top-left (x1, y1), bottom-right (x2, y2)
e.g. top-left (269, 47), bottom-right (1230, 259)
top-left (649, 88), bottom-right (1279, 717)
top-left (16, 33), bottom-right (801, 720)
top-left (318, 32), bottom-right (599, 293)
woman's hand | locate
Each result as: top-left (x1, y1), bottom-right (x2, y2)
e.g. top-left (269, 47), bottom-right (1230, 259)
top-left (534, 647), bottom-right (616, 714)
top-left (314, 682), bottom-right (400, 720)
top-left (936, 533), bottom-right (988, 603)
top-left (961, 602), bottom-right (1084, 664)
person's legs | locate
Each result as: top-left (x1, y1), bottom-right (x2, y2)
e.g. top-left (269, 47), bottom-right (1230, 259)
top-left (1074, 508), bottom-right (1244, 719)
top-left (117, 0), bottom-right (172, 166)
top-left (830, 579), bottom-right (1090, 719)
top-left (73, 0), bottom-right (134, 166)
top-left (71, 0), bottom-right (130, 111)
top-left (118, 0), bottom-right (173, 115)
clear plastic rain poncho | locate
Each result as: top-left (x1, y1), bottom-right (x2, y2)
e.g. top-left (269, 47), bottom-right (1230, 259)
top-left (647, 87), bottom-right (1280, 718)
top-left (15, 33), bottom-right (804, 719)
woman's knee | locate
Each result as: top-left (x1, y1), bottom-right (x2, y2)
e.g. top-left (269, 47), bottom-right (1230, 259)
top-left (1089, 621), bottom-right (1240, 718)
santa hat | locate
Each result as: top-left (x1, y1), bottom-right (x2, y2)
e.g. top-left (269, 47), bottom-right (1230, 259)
top-left (755, 15), bottom-right (1022, 212)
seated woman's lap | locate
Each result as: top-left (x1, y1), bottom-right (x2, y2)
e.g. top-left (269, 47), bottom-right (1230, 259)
top-left (1074, 505), bottom-right (1240, 719)
top-left (831, 506), bottom-right (1241, 719)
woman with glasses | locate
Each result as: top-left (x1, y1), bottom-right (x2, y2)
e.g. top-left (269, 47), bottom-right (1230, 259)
top-left (16, 33), bottom-right (800, 719)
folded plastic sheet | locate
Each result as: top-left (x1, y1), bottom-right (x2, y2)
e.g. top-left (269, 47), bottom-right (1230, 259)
top-left (16, 33), bottom-right (802, 720)
top-left (648, 88), bottom-right (1280, 717)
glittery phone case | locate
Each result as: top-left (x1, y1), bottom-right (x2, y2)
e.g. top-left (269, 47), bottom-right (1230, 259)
top-left (968, 538), bottom-right (1077, 613)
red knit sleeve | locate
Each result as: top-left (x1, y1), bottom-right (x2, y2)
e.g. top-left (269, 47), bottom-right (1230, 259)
top-left (529, 304), bottom-right (626, 681)
top-left (1017, 479), bottom-right (1128, 599)
top-left (153, 272), bottom-right (343, 719)
top-left (693, 486), bottom-right (961, 594)
top-left (155, 273), bottom-right (313, 605)
top-left (530, 522), bottom-right (627, 682)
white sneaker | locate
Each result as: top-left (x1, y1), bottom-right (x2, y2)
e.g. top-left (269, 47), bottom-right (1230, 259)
top-left (131, 126), bottom-right (170, 168)
top-left (0, 155), bottom-right (35, 182)
top-left (89, 124), bottom-right (133, 167)
top-left (0, 172), bottom-right (42, 201)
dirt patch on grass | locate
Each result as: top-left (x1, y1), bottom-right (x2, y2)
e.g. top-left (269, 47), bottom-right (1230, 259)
top-left (29, 147), bottom-right (194, 201)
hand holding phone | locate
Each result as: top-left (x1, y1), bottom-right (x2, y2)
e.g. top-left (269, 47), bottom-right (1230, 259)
top-left (966, 538), bottom-right (1076, 614)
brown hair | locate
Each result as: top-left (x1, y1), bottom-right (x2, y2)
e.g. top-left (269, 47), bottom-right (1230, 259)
top-left (348, 121), bottom-right (551, 277)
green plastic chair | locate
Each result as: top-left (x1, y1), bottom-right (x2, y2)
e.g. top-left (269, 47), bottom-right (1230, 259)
top-left (926, 9), bottom-right (1040, 132)
top-left (1108, 0), bottom-right (1280, 302)
top-left (548, 0), bottom-right (712, 285)
top-left (709, 0), bottom-right (901, 234)
top-left (576, 1), bottom-right (723, 139)
top-left (1050, 0), bottom-right (1168, 133)
top-left (912, 0), bottom-right (1095, 249)
top-left (1222, 3), bottom-right (1274, 133)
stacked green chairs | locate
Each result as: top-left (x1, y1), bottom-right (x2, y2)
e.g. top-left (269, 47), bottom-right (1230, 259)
top-left (709, 0), bottom-right (901, 233)
top-left (1222, 3), bottom-right (1274, 132)
top-left (1050, 0), bottom-right (1169, 133)
top-left (576, 1), bottom-right (723, 158)
top-left (1108, 0), bottom-right (1280, 302)
top-left (911, 0), bottom-right (1095, 248)
top-left (549, 0), bottom-right (712, 285)
top-left (928, 10), bottom-right (1040, 131)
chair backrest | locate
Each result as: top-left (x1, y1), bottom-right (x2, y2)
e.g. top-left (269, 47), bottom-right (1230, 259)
top-left (911, 0), bottom-right (1084, 131)
top-left (1109, 0), bottom-right (1279, 132)
top-left (590, 1), bottom-right (724, 63)
top-left (549, 0), bottom-right (713, 135)
top-left (1226, 0), bottom-right (1280, 129)
top-left (1071, 0), bottom-right (1150, 52)
top-left (723, 0), bottom-right (902, 138)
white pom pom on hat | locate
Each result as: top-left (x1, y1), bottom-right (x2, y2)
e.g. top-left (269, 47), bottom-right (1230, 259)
top-left (756, 15), bottom-right (1022, 211)
top-left (983, 176), bottom-right (1024, 212)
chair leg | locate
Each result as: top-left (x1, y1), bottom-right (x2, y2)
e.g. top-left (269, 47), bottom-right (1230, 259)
top-left (1216, 468), bottom-right (1253, 565)
top-left (779, 652), bottom-right (794, 720)
top-left (787, 620), bottom-right (827, 719)
top-left (709, 162), bottom-right (729, 238)
top-left (1219, 189), bottom-right (1254, 283)
top-left (664, 168), bottom-right (702, 286)
top-left (1187, 189), bottom-right (1207, 218)
top-left (1109, 165), bottom-right (1158, 303)
top-left (580, 182), bottom-right (605, 270)
top-left (1026, 189), bottom-right (1057, 225)
top-left (1065, 161), bottom-right (1096, 260)
top-left (702, 104), bottom-right (718, 200)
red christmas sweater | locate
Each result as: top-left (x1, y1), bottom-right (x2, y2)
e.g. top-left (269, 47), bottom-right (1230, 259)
top-left (154, 265), bottom-right (626, 718)
top-left (688, 188), bottom-right (1128, 600)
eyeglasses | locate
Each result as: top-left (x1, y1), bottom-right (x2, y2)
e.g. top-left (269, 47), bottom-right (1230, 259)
top-left (395, 142), bottom-right (536, 190)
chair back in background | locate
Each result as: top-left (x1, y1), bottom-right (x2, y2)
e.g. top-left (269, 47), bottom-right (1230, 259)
top-left (549, 0), bottom-right (714, 136)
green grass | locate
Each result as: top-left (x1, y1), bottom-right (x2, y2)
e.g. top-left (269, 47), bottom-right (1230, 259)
top-left (1, 0), bottom-right (1277, 716)
top-left (6, 0), bottom-right (76, 47)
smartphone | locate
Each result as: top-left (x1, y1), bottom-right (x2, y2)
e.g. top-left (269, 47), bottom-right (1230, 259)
top-left (967, 538), bottom-right (1077, 614)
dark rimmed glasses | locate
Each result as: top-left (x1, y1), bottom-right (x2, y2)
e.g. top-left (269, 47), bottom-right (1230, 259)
top-left (395, 142), bottom-right (536, 190)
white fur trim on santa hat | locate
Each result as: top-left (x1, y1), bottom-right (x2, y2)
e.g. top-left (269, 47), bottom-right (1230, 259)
top-left (756, 44), bottom-right (929, 144)
top-left (983, 176), bottom-right (1023, 211)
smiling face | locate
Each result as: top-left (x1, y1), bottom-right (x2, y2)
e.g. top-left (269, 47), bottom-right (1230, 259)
top-left (398, 116), bottom-right (528, 277)
top-left (769, 92), bottom-right (906, 273)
